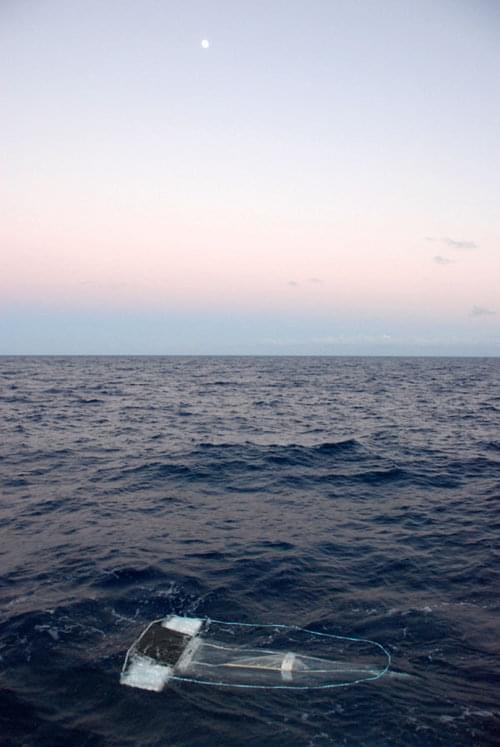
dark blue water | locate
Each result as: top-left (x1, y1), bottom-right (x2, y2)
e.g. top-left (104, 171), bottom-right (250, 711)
top-left (1, 356), bottom-right (499, 746)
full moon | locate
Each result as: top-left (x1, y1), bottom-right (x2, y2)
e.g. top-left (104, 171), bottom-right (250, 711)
top-left (201, 39), bottom-right (210, 49)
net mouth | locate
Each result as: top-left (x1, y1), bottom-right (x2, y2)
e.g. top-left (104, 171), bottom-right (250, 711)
top-left (120, 616), bottom-right (204, 691)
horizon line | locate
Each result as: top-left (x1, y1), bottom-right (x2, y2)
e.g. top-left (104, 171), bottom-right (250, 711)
top-left (1, 353), bottom-right (499, 359)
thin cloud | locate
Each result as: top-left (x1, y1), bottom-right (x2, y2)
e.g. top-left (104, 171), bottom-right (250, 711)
top-left (471, 305), bottom-right (496, 317)
top-left (424, 236), bottom-right (478, 250)
top-left (287, 280), bottom-right (299, 287)
top-left (309, 277), bottom-right (322, 284)
top-left (444, 237), bottom-right (478, 250)
top-left (433, 255), bottom-right (453, 265)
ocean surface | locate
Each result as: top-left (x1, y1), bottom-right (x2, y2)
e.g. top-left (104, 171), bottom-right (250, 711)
top-left (0, 356), bottom-right (499, 747)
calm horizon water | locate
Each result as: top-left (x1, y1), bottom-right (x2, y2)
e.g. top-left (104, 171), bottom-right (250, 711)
top-left (1, 356), bottom-right (499, 746)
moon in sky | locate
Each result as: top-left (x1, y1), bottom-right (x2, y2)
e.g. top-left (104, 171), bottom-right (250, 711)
top-left (201, 39), bottom-right (210, 49)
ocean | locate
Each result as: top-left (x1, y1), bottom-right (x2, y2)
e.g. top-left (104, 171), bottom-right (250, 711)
top-left (0, 356), bottom-right (499, 746)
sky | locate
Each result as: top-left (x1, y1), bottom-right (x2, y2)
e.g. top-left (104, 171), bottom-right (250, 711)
top-left (1, 0), bottom-right (499, 355)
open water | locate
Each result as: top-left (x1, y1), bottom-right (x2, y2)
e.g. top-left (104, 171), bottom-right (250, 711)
top-left (0, 356), bottom-right (499, 746)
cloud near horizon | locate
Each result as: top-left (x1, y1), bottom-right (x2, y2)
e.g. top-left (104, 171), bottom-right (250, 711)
top-left (471, 305), bottom-right (496, 317)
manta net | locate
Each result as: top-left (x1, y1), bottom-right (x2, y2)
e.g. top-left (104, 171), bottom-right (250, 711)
top-left (120, 616), bottom-right (391, 692)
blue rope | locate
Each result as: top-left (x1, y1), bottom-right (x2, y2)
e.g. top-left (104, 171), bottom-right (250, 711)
top-left (171, 617), bottom-right (391, 690)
